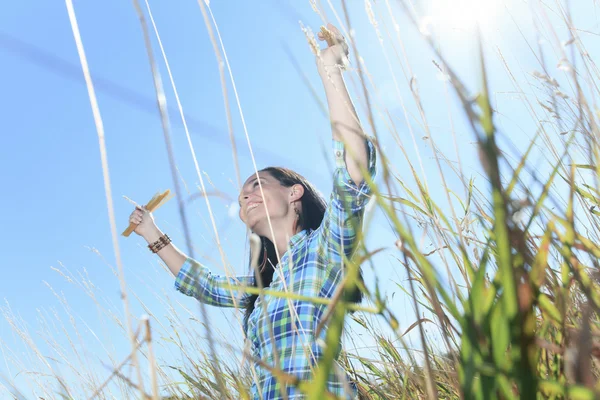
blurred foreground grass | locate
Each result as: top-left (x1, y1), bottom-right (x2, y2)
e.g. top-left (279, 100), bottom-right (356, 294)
top-left (3, 0), bottom-right (600, 399)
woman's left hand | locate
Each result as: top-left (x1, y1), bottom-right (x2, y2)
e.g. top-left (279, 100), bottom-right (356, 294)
top-left (316, 23), bottom-right (349, 71)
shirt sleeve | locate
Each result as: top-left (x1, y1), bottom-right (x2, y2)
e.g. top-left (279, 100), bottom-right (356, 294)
top-left (174, 257), bottom-right (254, 308)
top-left (315, 137), bottom-right (377, 262)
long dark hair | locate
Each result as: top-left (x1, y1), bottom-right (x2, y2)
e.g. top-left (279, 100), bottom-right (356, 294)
top-left (243, 167), bottom-right (364, 329)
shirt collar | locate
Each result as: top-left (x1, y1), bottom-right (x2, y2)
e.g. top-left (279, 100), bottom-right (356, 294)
top-left (288, 229), bottom-right (309, 248)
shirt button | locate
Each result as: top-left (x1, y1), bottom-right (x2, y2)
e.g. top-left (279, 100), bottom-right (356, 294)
top-left (336, 151), bottom-right (342, 158)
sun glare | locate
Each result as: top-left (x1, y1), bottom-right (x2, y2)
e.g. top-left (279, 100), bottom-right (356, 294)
top-left (420, 0), bottom-right (505, 35)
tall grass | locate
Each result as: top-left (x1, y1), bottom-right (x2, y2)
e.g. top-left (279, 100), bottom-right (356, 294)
top-left (2, 0), bottom-right (600, 398)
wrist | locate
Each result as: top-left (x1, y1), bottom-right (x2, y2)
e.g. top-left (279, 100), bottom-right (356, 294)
top-left (318, 64), bottom-right (344, 79)
top-left (143, 226), bottom-right (163, 243)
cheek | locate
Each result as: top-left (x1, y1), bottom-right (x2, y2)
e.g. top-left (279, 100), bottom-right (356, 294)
top-left (257, 190), bottom-right (274, 207)
top-left (266, 194), bottom-right (289, 214)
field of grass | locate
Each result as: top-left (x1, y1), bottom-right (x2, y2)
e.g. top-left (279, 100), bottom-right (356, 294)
top-left (2, 0), bottom-right (600, 399)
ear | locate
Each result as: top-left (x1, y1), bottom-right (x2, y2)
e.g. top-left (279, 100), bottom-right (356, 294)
top-left (289, 184), bottom-right (305, 203)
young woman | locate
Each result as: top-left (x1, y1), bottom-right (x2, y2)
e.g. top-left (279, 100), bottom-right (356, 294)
top-left (129, 24), bottom-right (376, 400)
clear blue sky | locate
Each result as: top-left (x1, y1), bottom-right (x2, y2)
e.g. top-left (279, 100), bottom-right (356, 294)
top-left (1, 0), bottom-right (594, 397)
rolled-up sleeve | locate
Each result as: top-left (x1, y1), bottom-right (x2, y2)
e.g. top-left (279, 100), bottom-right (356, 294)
top-left (316, 137), bottom-right (377, 261)
top-left (175, 257), bottom-right (254, 308)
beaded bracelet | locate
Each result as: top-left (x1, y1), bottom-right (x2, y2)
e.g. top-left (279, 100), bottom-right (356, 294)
top-left (148, 234), bottom-right (171, 253)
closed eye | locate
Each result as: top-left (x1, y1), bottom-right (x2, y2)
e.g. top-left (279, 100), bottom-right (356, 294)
top-left (254, 179), bottom-right (266, 188)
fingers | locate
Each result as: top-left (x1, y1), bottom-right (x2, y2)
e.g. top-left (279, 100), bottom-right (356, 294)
top-left (327, 23), bottom-right (341, 36)
top-left (130, 206), bottom-right (146, 224)
top-left (333, 31), bottom-right (345, 46)
top-left (130, 211), bottom-right (143, 224)
top-left (325, 24), bottom-right (344, 41)
top-left (319, 24), bottom-right (346, 48)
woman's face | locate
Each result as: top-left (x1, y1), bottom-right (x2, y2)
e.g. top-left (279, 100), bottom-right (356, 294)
top-left (238, 171), bottom-right (296, 234)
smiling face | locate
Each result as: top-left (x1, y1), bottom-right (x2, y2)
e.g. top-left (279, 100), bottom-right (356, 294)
top-left (238, 170), bottom-right (303, 236)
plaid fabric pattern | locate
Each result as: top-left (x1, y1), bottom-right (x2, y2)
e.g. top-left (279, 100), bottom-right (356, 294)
top-left (175, 138), bottom-right (376, 399)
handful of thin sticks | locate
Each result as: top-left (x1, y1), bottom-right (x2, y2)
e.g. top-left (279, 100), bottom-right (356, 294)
top-left (122, 190), bottom-right (172, 237)
top-left (319, 25), bottom-right (337, 47)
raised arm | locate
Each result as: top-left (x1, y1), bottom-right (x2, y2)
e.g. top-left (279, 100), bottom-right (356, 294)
top-left (314, 25), bottom-right (377, 261)
top-left (317, 24), bottom-right (369, 186)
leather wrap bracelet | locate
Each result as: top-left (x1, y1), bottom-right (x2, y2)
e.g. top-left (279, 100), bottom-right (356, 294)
top-left (148, 234), bottom-right (171, 253)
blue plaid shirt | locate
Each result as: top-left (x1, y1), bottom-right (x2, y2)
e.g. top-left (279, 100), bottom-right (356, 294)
top-left (175, 138), bottom-right (376, 399)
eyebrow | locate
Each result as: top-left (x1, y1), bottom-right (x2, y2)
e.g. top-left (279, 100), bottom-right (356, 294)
top-left (245, 175), bottom-right (266, 187)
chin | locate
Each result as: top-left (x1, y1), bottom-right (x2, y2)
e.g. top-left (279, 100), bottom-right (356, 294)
top-left (244, 216), bottom-right (260, 230)
top-left (248, 219), bottom-right (269, 237)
